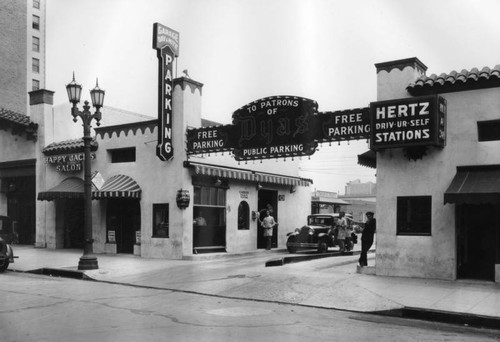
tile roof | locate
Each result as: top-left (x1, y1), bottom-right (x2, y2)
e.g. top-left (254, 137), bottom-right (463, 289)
top-left (407, 65), bottom-right (500, 95)
top-left (43, 138), bottom-right (98, 155)
top-left (0, 107), bottom-right (38, 141)
top-left (0, 108), bottom-right (31, 126)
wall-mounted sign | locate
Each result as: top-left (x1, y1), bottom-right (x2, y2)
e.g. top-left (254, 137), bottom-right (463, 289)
top-left (44, 153), bottom-right (95, 172)
top-left (153, 23), bottom-right (179, 161)
top-left (239, 190), bottom-right (249, 199)
top-left (369, 95), bottom-right (446, 150)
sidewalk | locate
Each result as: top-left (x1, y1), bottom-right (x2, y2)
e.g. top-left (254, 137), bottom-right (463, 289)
top-left (7, 245), bottom-right (500, 329)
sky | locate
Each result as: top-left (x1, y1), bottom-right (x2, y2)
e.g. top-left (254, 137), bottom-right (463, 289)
top-left (46, 0), bottom-right (500, 193)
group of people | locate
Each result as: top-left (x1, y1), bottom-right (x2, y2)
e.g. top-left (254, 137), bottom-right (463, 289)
top-left (335, 210), bottom-right (376, 266)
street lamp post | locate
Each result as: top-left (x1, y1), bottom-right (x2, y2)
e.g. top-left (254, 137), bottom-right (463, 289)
top-left (66, 73), bottom-right (105, 270)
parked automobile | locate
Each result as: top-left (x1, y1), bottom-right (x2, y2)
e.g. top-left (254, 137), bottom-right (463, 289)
top-left (0, 215), bottom-right (18, 244)
top-left (0, 237), bottom-right (16, 272)
top-left (286, 213), bottom-right (359, 254)
top-left (0, 216), bottom-right (18, 272)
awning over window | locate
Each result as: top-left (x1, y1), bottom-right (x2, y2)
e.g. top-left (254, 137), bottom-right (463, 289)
top-left (92, 174), bottom-right (141, 199)
top-left (444, 165), bottom-right (500, 204)
top-left (184, 161), bottom-right (312, 187)
top-left (37, 177), bottom-right (94, 201)
top-left (254, 172), bottom-right (311, 186)
top-left (190, 162), bottom-right (256, 181)
top-left (357, 150), bottom-right (376, 169)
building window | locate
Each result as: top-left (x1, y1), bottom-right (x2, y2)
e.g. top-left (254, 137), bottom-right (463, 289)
top-left (32, 36), bottom-right (40, 52)
top-left (237, 201), bottom-right (250, 230)
top-left (109, 147), bottom-right (136, 163)
top-left (32, 79), bottom-right (40, 90)
top-left (32, 58), bottom-right (40, 73)
top-left (193, 185), bottom-right (226, 226)
top-left (397, 196), bottom-right (432, 236)
top-left (32, 15), bottom-right (40, 30)
top-left (152, 203), bottom-right (169, 238)
top-left (478, 119), bottom-right (500, 142)
top-left (33, 0), bottom-right (40, 9)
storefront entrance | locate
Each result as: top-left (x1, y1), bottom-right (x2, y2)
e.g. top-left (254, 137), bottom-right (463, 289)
top-left (61, 199), bottom-right (84, 248)
top-left (457, 204), bottom-right (499, 281)
top-left (257, 189), bottom-right (278, 249)
top-left (106, 199), bottom-right (140, 254)
top-left (5, 176), bottom-right (36, 244)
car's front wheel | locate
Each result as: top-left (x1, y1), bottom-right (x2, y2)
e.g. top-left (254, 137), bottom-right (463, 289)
top-left (0, 259), bottom-right (9, 272)
top-left (317, 240), bottom-right (328, 253)
top-left (286, 237), bottom-right (297, 254)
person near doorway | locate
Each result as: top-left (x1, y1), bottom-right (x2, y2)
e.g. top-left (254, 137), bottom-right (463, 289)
top-left (336, 211), bottom-right (348, 253)
top-left (359, 211), bottom-right (376, 267)
top-left (193, 210), bottom-right (207, 226)
top-left (260, 210), bottom-right (277, 250)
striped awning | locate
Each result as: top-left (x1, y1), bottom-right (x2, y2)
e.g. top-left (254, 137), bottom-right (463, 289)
top-left (191, 163), bottom-right (257, 182)
top-left (185, 162), bottom-right (312, 187)
top-left (92, 174), bottom-right (141, 199)
top-left (254, 172), bottom-right (311, 186)
top-left (37, 177), bottom-right (96, 201)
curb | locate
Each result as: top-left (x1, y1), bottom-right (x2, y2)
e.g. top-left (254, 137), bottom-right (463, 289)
top-left (265, 250), bottom-right (357, 267)
top-left (375, 307), bottom-right (500, 331)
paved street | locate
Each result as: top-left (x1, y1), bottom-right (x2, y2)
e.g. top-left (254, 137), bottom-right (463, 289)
top-left (2, 271), bottom-right (500, 342)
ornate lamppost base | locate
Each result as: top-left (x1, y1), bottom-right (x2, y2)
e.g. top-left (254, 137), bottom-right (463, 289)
top-left (78, 255), bottom-right (99, 270)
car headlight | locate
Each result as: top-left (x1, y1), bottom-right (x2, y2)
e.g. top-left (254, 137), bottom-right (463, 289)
top-left (308, 228), bottom-right (314, 235)
top-left (295, 228), bottom-right (301, 233)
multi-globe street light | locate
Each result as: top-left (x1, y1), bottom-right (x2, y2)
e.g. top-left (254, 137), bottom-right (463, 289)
top-left (66, 74), bottom-right (104, 270)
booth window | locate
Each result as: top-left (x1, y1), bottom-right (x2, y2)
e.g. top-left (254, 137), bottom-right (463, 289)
top-left (152, 203), bottom-right (169, 238)
top-left (478, 119), bottom-right (500, 141)
top-left (397, 196), bottom-right (431, 236)
top-left (237, 201), bottom-right (250, 230)
top-left (193, 185), bottom-right (226, 226)
top-left (109, 147), bottom-right (136, 163)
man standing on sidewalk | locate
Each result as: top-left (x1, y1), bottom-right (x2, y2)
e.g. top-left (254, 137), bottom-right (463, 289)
top-left (260, 210), bottom-right (277, 250)
top-left (359, 212), bottom-right (376, 267)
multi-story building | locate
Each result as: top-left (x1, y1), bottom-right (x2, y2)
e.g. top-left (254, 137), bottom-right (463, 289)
top-left (0, 0), bottom-right (46, 114)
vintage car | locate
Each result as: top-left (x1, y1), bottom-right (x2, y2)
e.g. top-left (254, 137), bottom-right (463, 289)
top-left (286, 213), bottom-right (338, 253)
top-left (286, 213), bottom-right (359, 254)
top-left (0, 216), bottom-right (17, 244)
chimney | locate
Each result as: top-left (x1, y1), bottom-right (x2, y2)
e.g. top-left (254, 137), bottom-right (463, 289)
top-left (375, 57), bottom-right (427, 101)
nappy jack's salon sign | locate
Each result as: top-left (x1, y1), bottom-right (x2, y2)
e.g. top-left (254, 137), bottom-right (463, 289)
top-left (44, 153), bottom-right (96, 172)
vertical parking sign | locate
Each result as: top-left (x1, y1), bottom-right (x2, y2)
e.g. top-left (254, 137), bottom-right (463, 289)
top-left (153, 23), bottom-right (179, 161)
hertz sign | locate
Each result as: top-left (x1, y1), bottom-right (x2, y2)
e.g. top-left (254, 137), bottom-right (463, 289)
top-left (370, 95), bottom-right (446, 150)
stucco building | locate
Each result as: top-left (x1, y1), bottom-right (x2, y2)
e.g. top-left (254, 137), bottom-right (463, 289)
top-left (372, 57), bottom-right (500, 282)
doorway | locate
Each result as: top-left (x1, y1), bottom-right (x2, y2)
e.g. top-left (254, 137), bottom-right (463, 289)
top-left (106, 199), bottom-right (140, 254)
top-left (457, 204), bottom-right (499, 281)
top-left (257, 189), bottom-right (278, 249)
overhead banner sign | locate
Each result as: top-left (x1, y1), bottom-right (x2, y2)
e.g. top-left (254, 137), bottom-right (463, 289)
top-left (369, 95), bottom-right (446, 150)
top-left (231, 96), bottom-right (318, 160)
top-left (153, 23), bottom-right (179, 161)
top-left (186, 96), bottom-right (371, 161)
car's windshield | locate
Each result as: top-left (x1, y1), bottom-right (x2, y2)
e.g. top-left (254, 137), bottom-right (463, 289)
top-left (308, 216), bottom-right (333, 226)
